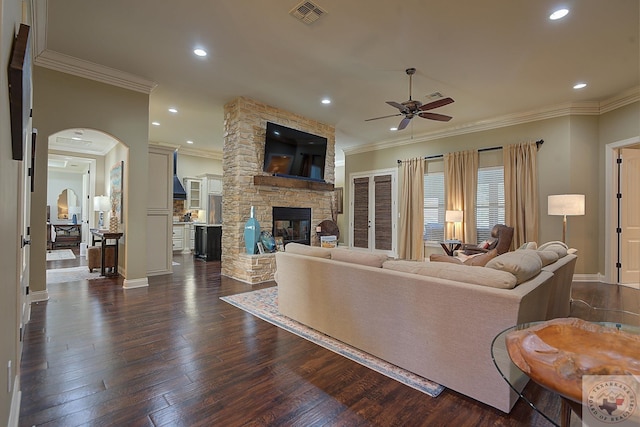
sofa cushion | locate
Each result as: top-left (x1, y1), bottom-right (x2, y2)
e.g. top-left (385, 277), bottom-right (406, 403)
top-left (485, 251), bottom-right (542, 284)
top-left (383, 260), bottom-right (518, 289)
top-left (285, 242), bottom-right (332, 259)
top-left (331, 248), bottom-right (388, 268)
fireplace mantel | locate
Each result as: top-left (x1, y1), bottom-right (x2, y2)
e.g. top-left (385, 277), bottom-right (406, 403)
top-left (253, 175), bottom-right (334, 191)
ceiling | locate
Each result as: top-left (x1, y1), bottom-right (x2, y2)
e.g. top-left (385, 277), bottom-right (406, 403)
top-left (37, 0), bottom-right (639, 163)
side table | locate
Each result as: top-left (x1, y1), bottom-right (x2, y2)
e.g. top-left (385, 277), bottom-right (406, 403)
top-left (491, 321), bottom-right (640, 427)
top-left (90, 229), bottom-right (123, 277)
top-left (440, 239), bottom-right (461, 256)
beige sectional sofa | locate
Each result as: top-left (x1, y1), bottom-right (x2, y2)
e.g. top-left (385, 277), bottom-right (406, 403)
top-left (275, 242), bottom-right (577, 413)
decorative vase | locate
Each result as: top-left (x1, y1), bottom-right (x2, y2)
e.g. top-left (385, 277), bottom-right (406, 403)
top-left (243, 206), bottom-right (260, 254)
top-left (109, 210), bottom-right (118, 233)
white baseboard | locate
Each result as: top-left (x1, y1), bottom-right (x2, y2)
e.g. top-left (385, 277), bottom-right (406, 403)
top-left (572, 273), bottom-right (600, 282)
top-left (8, 376), bottom-right (21, 427)
top-left (123, 277), bottom-right (149, 289)
top-left (30, 289), bottom-right (49, 303)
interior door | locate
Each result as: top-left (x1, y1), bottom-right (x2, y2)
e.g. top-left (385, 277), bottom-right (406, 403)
top-left (620, 148), bottom-right (640, 284)
top-left (18, 129), bottom-right (34, 351)
top-left (350, 170), bottom-right (397, 255)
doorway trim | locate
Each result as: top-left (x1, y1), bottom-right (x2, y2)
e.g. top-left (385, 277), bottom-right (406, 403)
top-left (605, 136), bottom-right (640, 286)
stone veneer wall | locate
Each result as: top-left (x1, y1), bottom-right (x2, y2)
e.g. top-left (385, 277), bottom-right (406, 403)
top-left (221, 97), bottom-right (335, 284)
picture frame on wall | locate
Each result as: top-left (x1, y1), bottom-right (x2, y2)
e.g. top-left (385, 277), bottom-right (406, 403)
top-left (110, 160), bottom-right (124, 223)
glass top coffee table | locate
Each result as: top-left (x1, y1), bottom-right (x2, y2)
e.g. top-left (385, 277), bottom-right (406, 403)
top-left (491, 321), bottom-right (640, 427)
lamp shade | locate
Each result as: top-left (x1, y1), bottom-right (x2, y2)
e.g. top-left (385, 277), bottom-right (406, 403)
top-left (445, 210), bottom-right (463, 223)
top-left (548, 194), bottom-right (585, 216)
top-left (94, 195), bottom-right (110, 212)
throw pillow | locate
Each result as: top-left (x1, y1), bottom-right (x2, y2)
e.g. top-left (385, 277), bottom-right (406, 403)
top-left (485, 250), bottom-right (542, 284)
top-left (537, 241), bottom-right (568, 258)
top-left (519, 241), bottom-right (538, 250)
top-left (429, 254), bottom-right (463, 264)
top-left (285, 242), bottom-right (332, 259)
top-left (463, 249), bottom-right (498, 266)
top-left (330, 248), bottom-right (388, 268)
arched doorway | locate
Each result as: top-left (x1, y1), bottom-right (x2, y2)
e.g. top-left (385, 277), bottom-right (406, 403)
top-left (45, 128), bottom-right (127, 280)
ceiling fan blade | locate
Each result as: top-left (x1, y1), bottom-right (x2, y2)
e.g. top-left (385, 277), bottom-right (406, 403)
top-left (365, 112), bottom-right (403, 122)
top-left (397, 117), bottom-right (412, 130)
top-left (386, 101), bottom-right (409, 113)
top-left (418, 97), bottom-right (454, 111)
top-left (418, 112), bottom-right (453, 122)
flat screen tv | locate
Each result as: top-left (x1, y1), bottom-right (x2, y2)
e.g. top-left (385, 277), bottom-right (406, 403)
top-left (263, 122), bottom-right (327, 182)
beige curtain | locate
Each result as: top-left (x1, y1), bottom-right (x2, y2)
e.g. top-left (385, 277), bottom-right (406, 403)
top-left (444, 150), bottom-right (478, 243)
top-left (504, 141), bottom-right (539, 248)
top-left (399, 158), bottom-right (425, 260)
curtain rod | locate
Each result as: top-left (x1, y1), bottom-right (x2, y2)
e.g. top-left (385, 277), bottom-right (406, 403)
top-left (397, 139), bottom-right (544, 164)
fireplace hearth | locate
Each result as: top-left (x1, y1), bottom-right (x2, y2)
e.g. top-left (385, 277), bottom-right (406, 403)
top-left (273, 207), bottom-right (311, 246)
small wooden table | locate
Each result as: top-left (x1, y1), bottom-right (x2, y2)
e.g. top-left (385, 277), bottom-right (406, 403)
top-left (440, 239), bottom-right (461, 256)
top-left (90, 229), bottom-right (123, 277)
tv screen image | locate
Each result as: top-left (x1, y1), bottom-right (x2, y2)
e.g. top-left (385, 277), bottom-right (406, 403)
top-left (263, 122), bottom-right (327, 182)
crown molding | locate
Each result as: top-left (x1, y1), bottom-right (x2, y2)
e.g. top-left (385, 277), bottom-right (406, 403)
top-left (343, 89), bottom-right (640, 156)
top-left (599, 86), bottom-right (640, 114)
top-left (148, 141), bottom-right (222, 160)
top-left (34, 49), bottom-right (157, 94)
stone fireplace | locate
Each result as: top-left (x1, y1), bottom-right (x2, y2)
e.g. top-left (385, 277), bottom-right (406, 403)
top-left (221, 97), bottom-right (335, 284)
top-left (272, 207), bottom-right (311, 246)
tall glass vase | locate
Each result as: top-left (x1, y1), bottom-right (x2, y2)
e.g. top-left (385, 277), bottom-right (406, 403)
top-left (244, 206), bottom-right (260, 254)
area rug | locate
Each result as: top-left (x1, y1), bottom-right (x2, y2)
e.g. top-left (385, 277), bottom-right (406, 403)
top-left (46, 249), bottom-right (76, 261)
top-left (221, 287), bottom-right (444, 397)
top-left (46, 266), bottom-right (103, 284)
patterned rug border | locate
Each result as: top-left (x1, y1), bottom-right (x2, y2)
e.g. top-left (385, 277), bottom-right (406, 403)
top-left (221, 287), bottom-right (444, 398)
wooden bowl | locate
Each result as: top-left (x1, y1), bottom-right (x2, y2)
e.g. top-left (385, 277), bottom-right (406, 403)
top-left (505, 318), bottom-right (640, 402)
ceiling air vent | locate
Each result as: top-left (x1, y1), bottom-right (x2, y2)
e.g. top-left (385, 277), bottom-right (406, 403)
top-left (290, 1), bottom-right (326, 24)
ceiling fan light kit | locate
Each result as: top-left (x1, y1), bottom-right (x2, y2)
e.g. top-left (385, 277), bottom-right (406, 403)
top-left (366, 67), bottom-right (454, 130)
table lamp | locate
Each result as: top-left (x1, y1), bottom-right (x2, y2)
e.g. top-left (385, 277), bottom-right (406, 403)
top-left (94, 195), bottom-right (110, 229)
top-left (445, 210), bottom-right (463, 241)
top-left (548, 194), bottom-right (585, 243)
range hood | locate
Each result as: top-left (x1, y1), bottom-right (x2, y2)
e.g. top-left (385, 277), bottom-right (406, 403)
top-left (173, 151), bottom-right (187, 200)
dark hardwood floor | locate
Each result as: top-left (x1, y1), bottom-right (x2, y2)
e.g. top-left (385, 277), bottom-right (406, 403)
top-left (20, 250), bottom-right (638, 426)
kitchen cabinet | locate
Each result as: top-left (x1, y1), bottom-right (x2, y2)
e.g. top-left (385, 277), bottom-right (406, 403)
top-left (185, 178), bottom-right (203, 210)
top-left (207, 176), bottom-right (223, 194)
top-left (172, 223), bottom-right (192, 253)
top-left (172, 224), bottom-right (184, 251)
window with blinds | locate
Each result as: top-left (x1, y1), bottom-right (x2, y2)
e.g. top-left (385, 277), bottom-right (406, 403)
top-left (422, 167), bottom-right (504, 243)
top-left (423, 172), bottom-right (445, 242)
top-left (476, 166), bottom-right (505, 242)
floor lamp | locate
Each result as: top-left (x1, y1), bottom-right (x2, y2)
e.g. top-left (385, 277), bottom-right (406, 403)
top-left (548, 194), bottom-right (585, 243)
top-left (445, 210), bottom-right (463, 241)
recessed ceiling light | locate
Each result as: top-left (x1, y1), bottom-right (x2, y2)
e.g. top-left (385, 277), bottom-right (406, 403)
top-left (573, 82), bottom-right (587, 89)
top-left (549, 8), bottom-right (569, 20)
top-left (152, 121), bottom-right (160, 126)
top-left (321, 98), bottom-right (331, 104)
top-left (193, 48), bottom-right (207, 57)
top-left (168, 108), bottom-right (178, 113)
top-left (390, 127), bottom-right (398, 131)
top-left (187, 140), bottom-right (194, 144)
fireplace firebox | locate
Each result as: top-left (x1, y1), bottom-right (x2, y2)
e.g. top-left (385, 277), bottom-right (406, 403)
top-left (272, 207), bottom-right (311, 246)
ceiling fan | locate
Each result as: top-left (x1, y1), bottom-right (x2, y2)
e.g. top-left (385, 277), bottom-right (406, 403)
top-left (365, 68), bottom-right (454, 130)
